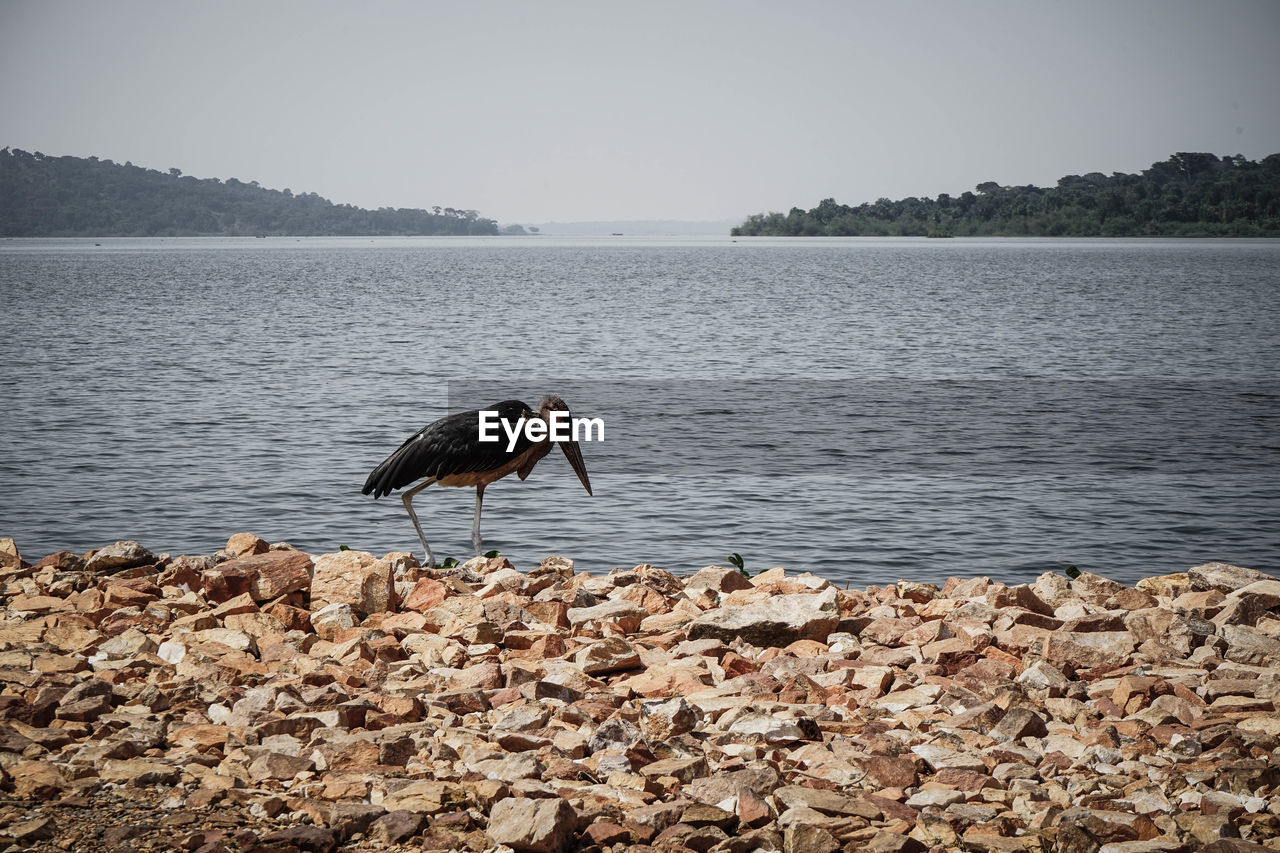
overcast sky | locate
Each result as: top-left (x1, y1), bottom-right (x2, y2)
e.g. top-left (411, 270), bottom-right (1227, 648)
top-left (2, 0), bottom-right (1278, 224)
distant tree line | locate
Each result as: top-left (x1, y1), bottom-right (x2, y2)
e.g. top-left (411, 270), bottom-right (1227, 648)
top-left (732, 153), bottom-right (1280, 237)
top-left (0, 148), bottom-right (499, 237)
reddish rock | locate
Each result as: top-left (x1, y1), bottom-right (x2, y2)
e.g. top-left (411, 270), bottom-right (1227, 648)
top-left (856, 755), bottom-right (919, 789)
top-left (585, 821), bottom-right (631, 846)
top-left (403, 577), bottom-right (447, 611)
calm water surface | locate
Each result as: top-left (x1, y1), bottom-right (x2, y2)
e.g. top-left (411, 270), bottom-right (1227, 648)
top-left (1, 236), bottom-right (1277, 586)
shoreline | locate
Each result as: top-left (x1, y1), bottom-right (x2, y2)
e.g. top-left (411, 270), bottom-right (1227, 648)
top-left (2, 534), bottom-right (1279, 852)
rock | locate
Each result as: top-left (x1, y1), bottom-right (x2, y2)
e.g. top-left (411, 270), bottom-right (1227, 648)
top-left (566, 599), bottom-right (648, 632)
top-left (856, 755), bottom-right (918, 789)
top-left (990, 706), bottom-right (1049, 742)
top-left (1199, 842), bottom-right (1274, 853)
top-left (1017, 660), bottom-right (1071, 693)
top-left (640, 755), bottom-right (710, 783)
top-left (584, 821), bottom-right (630, 846)
top-left (784, 823), bottom-right (840, 853)
top-left (687, 587), bottom-right (840, 647)
top-left (486, 796), bottom-right (577, 853)
top-left (684, 565), bottom-right (756, 595)
top-left (1044, 630), bottom-right (1136, 668)
top-left (727, 711), bottom-right (820, 744)
top-left (225, 532), bottom-right (271, 557)
top-left (217, 549), bottom-right (314, 601)
top-left (94, 628), bottom-right (158, 661)
top-left (310, 550), bottom-right (395, 615)
top-left (99, 759), bottom-right (181, 786)
top-left (1190, 562), bottom-right (1277, 593)
top-left (369, 810), bottom-right (427, 843)
top-left (310, 601), bottom-right (357, 641)
top-left (0, 536), bottom-right (21, 568)
top-left (1220, 624), bottom-right (1280, 666)
top-left (6, 816), bottom-right (55, 843)
top-left (248, 750), bottom-right (314, 781)
top-left (1220, 579), bottom-right (1280, 625)
top-left (380, 780), bottom-right (470, 814)
top-left (639, 696), bottom-right (699, 741)
top-left (9, 759), bottom-right (66, 799)
top-left (326, 802), bottom-right (385, 840)
top-left (84, 540), bottom-right (154, 572)
top-left (775, 785), bottom-right (878, 818)
top-left (574, 635), bottom-right (642, 674)
top-left (861, 831), bottom-right (928, 853)
top-left (403, 577), bottom-right (448, 611)
top-left (257, 826), bottom-right (338, 853)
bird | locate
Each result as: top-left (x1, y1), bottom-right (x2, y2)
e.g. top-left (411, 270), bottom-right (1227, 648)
top-left (362, 395), bottom-right (593, 567)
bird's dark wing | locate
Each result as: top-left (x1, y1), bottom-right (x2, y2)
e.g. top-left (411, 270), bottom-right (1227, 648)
top-left (362, 400), bottom-right (533, 498)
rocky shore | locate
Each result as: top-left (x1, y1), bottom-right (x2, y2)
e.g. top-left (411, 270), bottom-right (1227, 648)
top-left (1, 535), bottom-right (1278, 853)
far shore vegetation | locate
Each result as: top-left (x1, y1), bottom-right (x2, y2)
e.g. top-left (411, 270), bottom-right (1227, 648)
top-left (732, 152), bottom-right (1280, 238)
top-left (0, 147), bottom-right (499, 237)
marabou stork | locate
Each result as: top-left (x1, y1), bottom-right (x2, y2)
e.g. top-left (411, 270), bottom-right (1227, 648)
top-left (362, 396), bottom-right (593, 567)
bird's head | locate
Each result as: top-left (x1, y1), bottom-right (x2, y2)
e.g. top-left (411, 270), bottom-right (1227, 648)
top-left (538, 395), bottom-right (593, 497)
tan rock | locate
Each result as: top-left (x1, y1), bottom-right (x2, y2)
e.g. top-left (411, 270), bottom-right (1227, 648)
top-left (310, 550), bottom-right (395, 616)
top-left (380, 780), bottom-right (472, 814)
top-left (9, 759), bottom-right (67, 799)
top-left (225, 532), bottom-right (270, 558)
top-left (7, 593), bottom-right (70, 614)
top-left (1137, 572), bottom-right (1191, 598)
top-left (1044, 630), bottom-right (1136, 668)
top-left (0, 536), bottom-right (20, 568)
top-left (639, 755), bottom-right (709, 783)
top-left (684, 565), bottom-right (755, 595)
top-left (248, 750), bottom-right (314, 781)
top-left (486, 796), bottom-right (578, 853)
top-left (574, 636), bottom-right (642, 674)
top-left (99, 758), bottom-right (181, 786)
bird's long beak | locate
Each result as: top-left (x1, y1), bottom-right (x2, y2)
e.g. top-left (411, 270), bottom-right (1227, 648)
top-left (559, 439), bottom-right (593, 496)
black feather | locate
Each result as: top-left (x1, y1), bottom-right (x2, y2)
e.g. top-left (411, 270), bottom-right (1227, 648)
top-left (362, 400), bottom-right (534, 498)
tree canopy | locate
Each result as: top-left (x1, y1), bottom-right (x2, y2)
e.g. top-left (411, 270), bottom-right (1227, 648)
top-left (732, 153), bottom-right (1280, 237)
top-left (0, 148), bottom-right (498, 237)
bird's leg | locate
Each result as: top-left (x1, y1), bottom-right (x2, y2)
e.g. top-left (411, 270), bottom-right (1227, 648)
top-left (471, 484), bottom-right (485, 555)
top-left (401, 478), bottom-right (437, 568)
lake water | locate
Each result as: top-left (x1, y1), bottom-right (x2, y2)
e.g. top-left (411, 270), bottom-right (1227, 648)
top-left (1, 236), bottom-right (1277, 588)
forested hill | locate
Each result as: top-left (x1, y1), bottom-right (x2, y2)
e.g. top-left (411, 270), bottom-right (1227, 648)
top-left (732, 153), bottom-right (1280, 237)
top-left (0, 148), bottom-right (498, 237)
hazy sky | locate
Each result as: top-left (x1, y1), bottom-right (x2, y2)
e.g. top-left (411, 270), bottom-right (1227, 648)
top-left (2, 1), bottom-right (1278, 223)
